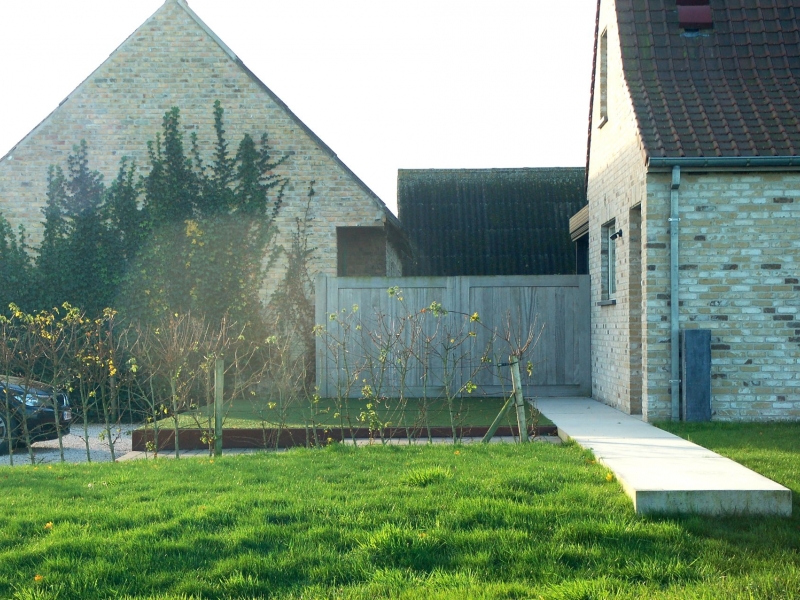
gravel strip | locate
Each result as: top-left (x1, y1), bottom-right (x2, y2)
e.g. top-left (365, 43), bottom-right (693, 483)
top-left (0, 424), bottom-right (136, 466)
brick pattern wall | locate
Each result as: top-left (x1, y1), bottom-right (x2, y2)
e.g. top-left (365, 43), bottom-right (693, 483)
top-left (0, 0), bottom-right (398, 305)
top-left (646, 173), bottom-right (800, 420)
top-left (587, 0), bottom-right (651, 416)
top-left (590, 0), bottom-right (800, 421)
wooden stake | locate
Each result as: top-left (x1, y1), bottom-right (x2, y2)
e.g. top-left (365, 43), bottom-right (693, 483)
top-left (481, 395), bottom-right (514, 443)
top-left (214, 358), bottom-right (224, 457)
top-left (510, 356), bottom-right (529, 442)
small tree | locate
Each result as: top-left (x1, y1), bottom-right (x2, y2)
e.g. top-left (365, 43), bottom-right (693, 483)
top-left (143, 313), bottom-right (210, 458)
top-left (0, 311), bottom-right (24, 462)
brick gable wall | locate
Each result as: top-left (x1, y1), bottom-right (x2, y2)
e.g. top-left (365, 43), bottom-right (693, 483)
top-left (0, 0), bottom-right (398, 305)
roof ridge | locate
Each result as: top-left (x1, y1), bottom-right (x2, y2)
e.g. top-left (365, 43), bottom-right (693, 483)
top-left (174, 0), bottom-right (238, 63)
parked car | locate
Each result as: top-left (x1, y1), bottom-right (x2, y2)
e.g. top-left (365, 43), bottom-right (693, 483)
top-left (0, 376), bottom-right (72, 454)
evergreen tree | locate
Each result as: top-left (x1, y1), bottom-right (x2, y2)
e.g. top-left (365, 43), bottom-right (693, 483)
top-left (62, 141), bottom-right (115, 314)
top-left (36, 165), bottom-right (70, 309)
top-left (268, 183), bottom-right (316, 385)
top-left (25, 102), bottom-right (292, 332)
top-left (36, 141), bottom-right (116, 315)
top-left (0, 213), bottom-right (34, 312)
top-left (105, 158), bottom-right (145, 280)
top-left (122, 102), bottom-right (288, 331)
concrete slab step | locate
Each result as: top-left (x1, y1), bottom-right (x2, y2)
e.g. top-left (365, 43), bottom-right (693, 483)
top-left (536, 397), bottom-right (792, 517)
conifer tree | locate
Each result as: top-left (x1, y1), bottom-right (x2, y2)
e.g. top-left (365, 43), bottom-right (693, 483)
top-left (27, 102), bottom-right (293, 333)
top-left (0, 213), bottom-right (34, 312)
top-left (36, 165), bottom-right (70, 309)
top-left (36, 141), bottom-right (116, 315)
top-left (122, 102), bottom-right (288, 332)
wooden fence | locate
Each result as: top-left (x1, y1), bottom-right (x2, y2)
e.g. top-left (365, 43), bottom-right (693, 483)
top-left (315, 275), bottom-right (590, 399)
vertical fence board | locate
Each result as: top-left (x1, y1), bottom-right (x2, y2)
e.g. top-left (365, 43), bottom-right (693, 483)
top-left (316, 276), bottom-right (590, 398)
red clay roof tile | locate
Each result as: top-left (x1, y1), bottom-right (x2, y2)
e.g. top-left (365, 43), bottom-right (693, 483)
top-left (616, 0), bottom-right (800, 158)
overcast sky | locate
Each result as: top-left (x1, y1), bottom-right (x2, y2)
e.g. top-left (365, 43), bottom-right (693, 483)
top-left (0, 0), bottom-right (597, 214)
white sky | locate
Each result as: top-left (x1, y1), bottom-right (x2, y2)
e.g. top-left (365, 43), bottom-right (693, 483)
top-left (0, 0), bottom-right (597, 214)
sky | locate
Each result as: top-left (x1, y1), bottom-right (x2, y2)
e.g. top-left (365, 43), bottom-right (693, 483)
top-left (0, 0), bottom-right (597, 214)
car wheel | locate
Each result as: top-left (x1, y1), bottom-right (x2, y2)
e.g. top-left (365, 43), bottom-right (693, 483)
top-left (0, 413), bottom-right (10, 455)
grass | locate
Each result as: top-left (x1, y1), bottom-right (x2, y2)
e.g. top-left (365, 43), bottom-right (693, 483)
top-left (657, 420), bottom-right (800, 501)
top-left (1, 426), bottom-right (798, 599)
top-left (150, 396), bottom-right (554, 430)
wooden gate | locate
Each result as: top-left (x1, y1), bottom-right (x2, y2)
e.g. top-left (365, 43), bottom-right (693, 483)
top-left (315, 275), bottom-right (590, 398)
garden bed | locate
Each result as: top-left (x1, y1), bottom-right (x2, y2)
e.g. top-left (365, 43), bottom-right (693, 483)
top-left (132, 396), bottom-right (557, 451)
top-left (131, 424), bottom-right (559, 451)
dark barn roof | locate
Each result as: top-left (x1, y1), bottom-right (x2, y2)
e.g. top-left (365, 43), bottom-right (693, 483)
top-left (616, 0), bottom-right (800, 159)
top-left (397, 168), bottom-right (586, 276)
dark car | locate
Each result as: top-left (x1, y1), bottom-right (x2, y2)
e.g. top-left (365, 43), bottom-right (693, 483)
top-left (0, 376), bottom-right (72, 454)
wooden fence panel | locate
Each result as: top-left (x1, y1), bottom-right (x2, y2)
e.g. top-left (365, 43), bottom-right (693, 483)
top-left (315, 275), bottom-right (590, 398)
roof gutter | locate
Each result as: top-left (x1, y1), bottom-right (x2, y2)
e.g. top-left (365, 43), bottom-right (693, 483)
top-left (647, 156), bottom-right (800, 171)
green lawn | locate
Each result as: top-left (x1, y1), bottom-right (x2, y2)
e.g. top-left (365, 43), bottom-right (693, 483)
top-left (158, 396), bottom-right (554, 430)
top-left (1, 426), bottom-right (799, 599)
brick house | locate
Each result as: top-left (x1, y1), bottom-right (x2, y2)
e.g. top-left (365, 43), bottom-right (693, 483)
top-left (0, 0), bottom-right (405, 301)
top-left (576, 0), bottom-right (800, 421)
top-left (398, 168), bottom-right (586, 276)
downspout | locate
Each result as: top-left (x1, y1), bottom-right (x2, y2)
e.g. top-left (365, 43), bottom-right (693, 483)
top-left (669, 166), bottom-right (681, 421)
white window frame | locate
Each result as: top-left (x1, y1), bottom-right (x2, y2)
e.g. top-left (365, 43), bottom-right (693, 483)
top-left (608, 225), bottom-right (616, 297)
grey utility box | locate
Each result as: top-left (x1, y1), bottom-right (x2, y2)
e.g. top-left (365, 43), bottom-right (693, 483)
top-left (680, 329), bottom-right (711, 422)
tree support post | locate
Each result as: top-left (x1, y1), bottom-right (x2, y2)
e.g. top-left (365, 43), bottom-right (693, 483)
top-left (510, 356), bottom-right (530, 442)
top-left (482, 356), bottom-right (530, 443)
top-left (481, 396), bottom-right (514, 443)
top-left (214, 358), bottom-right (224, 457)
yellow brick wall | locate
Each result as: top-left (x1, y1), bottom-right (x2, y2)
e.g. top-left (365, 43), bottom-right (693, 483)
top-left (0, 0), bottom-right (396, 306)
top-left (587, 0), bottom-right (652, 417)
top-left (647, 173), bottom-right (800, 420)
top-left (589, 0), bottom-right (800, 421)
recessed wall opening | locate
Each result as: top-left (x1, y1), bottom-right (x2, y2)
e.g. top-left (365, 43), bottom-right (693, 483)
top-left (337, 227), bottom-right (387, 276)
top-left (599, 29), bottom-right (608, 126)
top-left (677, 0), bottom-right (713, 31)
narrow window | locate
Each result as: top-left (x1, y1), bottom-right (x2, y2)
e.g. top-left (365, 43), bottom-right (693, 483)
top-left (602, 219), bottom-right (619, 299)
top-left (608, 224), bottom-right (616, 297)
top-left (599, 29), bottom-right (608, 127)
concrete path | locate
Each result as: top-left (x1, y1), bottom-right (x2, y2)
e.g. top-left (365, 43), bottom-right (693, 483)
top-left (536, 397), bottom-right (792, 517)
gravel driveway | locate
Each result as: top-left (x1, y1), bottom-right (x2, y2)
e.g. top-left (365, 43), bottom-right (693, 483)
top-left (0, 423), bottom-right (136, 466)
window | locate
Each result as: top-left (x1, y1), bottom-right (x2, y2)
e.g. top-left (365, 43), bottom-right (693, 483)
top-left (601, 220), bottom-right (619, 300)
top-left (607, 224), bottom-right (616, 297)
top-left (598, 29), bottom-right (608, 127)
